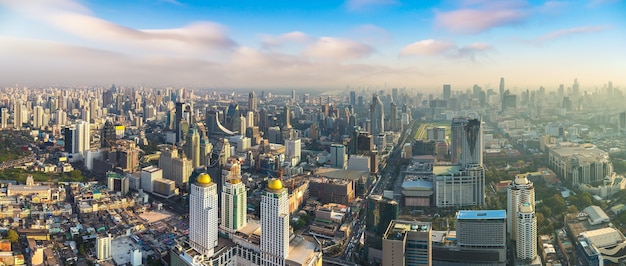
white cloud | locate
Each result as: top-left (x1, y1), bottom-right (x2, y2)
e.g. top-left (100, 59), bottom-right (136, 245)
top-left (434, 0), bottom-right (530, 34)
top-left (400, 39), bottom-right (456, 56)
top-left (534, 26), bottom-right (609, 43)
top-left (261, 31), bottom-right (312, 49)
top-left (304, 37), bottom-right (374, 60)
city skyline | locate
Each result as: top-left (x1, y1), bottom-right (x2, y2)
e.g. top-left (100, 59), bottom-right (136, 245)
top-left (0, 0), bottom-right (624, 90)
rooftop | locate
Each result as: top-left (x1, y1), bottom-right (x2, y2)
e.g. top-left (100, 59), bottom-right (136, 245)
top-left (457, 210), bottom-right (506, 220)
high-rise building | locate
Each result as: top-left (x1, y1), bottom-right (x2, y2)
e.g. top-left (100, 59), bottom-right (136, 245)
top-left (261, 178), bottom-right (290, 265)
top-left (366, 195), bottom-right (399, 235)
top-left (370, 93), bottom-right (385, 136)
top-left (107, 171), bottom-right (129, 196)
top-left (330, 144), bottom-right (347, 169)
top-left (77, 120), bottom-right (90, 157)
top-left (171, 155), bottom-right (192, 187)
top-left (200, 136), bottom-right (213, 167)
top-left (443, 84), bottom-right (451, 101)
top-left (96, 234), bottom-right (112, 261)
top-left (101, 120), bottom-right (116, 148)
top-left (456, 210), bottom-right (507, 263)
top-left (189, 173), bottom-right (218, 257)
top-left (249, 91), bottom-right (257, 111)
top-left (461, 119), bottom-right (482, 167)
top-left (516, 203), bottom-right (537, 262)
top-left (13, 100), bottom-right (23, 129)
top-left (33, 106), bottom-right (44, 129)
top-left (221, 175), bottom-right (247, 235)
top-left (1, 108), bottom-right (8, 129)
top-left (185, 126), bottom-right (201, 168)
top-left (285, 139), bottom-right (301, 166)
top-left (390, 101), bottom-right (397, 132)
top-left (507, 173), bottom-right (535, 240)
top-left (383, 220), bottom-right (432, 266)
top-left (499, 77), bottom-right (505, 96)
top-left (350, 91), bottom-right (356, 106)
top-left (64, 125), bottom-right (77, 154)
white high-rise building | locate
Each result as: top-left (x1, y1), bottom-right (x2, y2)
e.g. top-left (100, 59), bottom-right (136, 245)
top-left (221, 176), bottom-right (247, 235)
top-left (261, 178), bottom-right (290, 265)
top-left (96, 234), bottom-right (112, 261)
top-left (507, 173), bottom-right (535, 240)
top-left (77, 120), bottom-right (90, 158)
top-left (285, 139), bottom-right (301, 166)
top-left (1, 108), bottom-right (8, 129)
top-left (247, 111), bottom-right (254, 128)
top-left (189, 173), bottom-right (218, 257)
top-left (516, 203), bottom-right (537, 261)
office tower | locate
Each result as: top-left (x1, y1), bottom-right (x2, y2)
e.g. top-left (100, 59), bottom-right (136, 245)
top-left (383, 220), bottom-right (432, 266)
top-left (285, 139), bottom-right (301, 166)
top-left (620, 111), bottom-right (626, 133)
top-left (259, 108), bottom-right (268, 132)
top-left (189, 173), bottom-right (218, 257)
top-left (107, 171), bottom-right (129, 196)
top-left (350, 91), bottom-right (356, 106)
top-left (392, 88), bottom-right (398, 103)
top-left (247, 111), bottom-right (254, 128)
top-left (516, 203), bottom-right (537, 262)
top-left (13, 100), bottom-right (23, 129)
top-left (291, 89), bottom-right (296, 102)
top-left (77, 120), bottom-right (90, 157)
top-left (461, 119), bottom-right (483, 167)
top-left (101, 120), bottom-right (116, 148)
top-left (366, 195), bottom-right (399, 235)
top-left (200, 136), bottom-right (213, 167)
top-left (370, 93), bottom-right (384, 136)
top-left (184, 126), bottom-right (200, 168)
top-left (330, 144), bottom-right (347, 169)
top-left (96, 234), bottom-right (112, 261)
top-left (573, 78), bottom-right (580, 96)
top-left (249, 91), bottom-right (257, 111)
top-left (443, 84), bottom-right (451, 101)
top-left (261, 178), bottom-right (290, 264)
top-left (507, 174), bottom-right (535, 240)
top-left (221, 174), bottom-right (247, 234)
top-left (390, 101), bottom-right (397, 132)
top-left (1, 108), bottom-right (8, 129)
top-left (175, 102), bottom-right (191, 143)
top-left (64, 125), bottom-right (77, 153)
top-left (450, 117), bottom-right (467, 165)
top-left (141, 166), bottom-right (162, 193)
top-left (499, 77), bottom-right (505, 96)
top-left (456, 210), bottom-right (507, 261)
top-left (171, 155), bottom-right (192, 187)
top-left (33, 106), bottom-right (44, 129)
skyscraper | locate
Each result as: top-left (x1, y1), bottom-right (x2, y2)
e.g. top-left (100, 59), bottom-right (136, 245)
top-left (383, 220), bottom-right (432, 266)
top-left (507, 174), bottom-right (535, 240)
top-left (330, 144), bottom-right (347, 169)
top-left (443, 84), bottom-right (451, 101)
top-left (456, 210), bottom-right (507, 263)
top-left (499, 77), bottom-right (505, 96)
top-left (96, 234), bottom-right (112, 261)
top-left (33, 106), bottom-right (44, 129)
top-left (261, 178), bottom-right (290, 265)
top-left (249, 91), bottom-right (257, 111)
top-left (13, 100), bottom-right (23, 129)
top-left (64, 125), bottom-right (77, 154)
top-left (350, 91), bottom-right (356, 106)
top-left (189, 173), bottom-right (218, 257)
top-left (390, 101), bottom-right (397, 132)
top-left (185, 126), bottom-right (201, 168)
top-left (370, 93), bottom-right (384, 136)
top-left (221, 174), bottom-right (247, 234)
top-left (516, 203), bottom-right (537, 262)
top-left (461, 118), bottom-right (483, 167)
top-left (508, 173), bottom-right (537, 262)
top-left (77, 120), bottom-right (90, 157)
top-left (450, 117), bottom-right (467, 165)
top-left (1, 108), bottom-right (8, 129)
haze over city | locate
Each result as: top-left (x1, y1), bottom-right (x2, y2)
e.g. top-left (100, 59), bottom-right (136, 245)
top-left (1, 0), bottom-right (624, 90)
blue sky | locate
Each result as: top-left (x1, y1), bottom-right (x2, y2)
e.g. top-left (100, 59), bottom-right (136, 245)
top-left (0, 0), bottom-right (624, 92)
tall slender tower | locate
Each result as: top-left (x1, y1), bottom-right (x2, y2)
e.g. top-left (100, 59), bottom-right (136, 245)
top-left (461, 119), bottom-right (482, 167)
top-left (249, 91), bottom-right (257, 111)
top-left (370, 93), bottom-right (384, 136)
top-left (499, 77), bottom-right (505, 96)
top-left (221, 174), bottom-right (247, 234)
top-left (185, 126), bottom-right (201, 168)
top-left (507, 174), bottom-right (535, 240)
top-left (261, 178), bottom-right (290, 265)
top-left (189, 173), bottom-right (218, 257)
top-left (516, 203), bottom-right (537, 262)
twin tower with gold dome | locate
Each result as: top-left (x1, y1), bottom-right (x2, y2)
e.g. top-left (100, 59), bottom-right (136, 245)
top-left (196, 172), bottom-right (281, 191)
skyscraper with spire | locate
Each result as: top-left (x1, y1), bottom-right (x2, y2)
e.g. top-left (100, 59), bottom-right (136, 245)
top-left (189, 173), bottom-right (218, 257)
top-left (261, 178), bottom-right (290, 265)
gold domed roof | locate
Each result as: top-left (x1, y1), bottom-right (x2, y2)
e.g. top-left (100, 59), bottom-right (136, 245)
top-left (268, 178), bottom-right (283, 190)
top-left (197, 173), bottom-right (212, 184)
top-left (229, 177), bottom-right (242, 184)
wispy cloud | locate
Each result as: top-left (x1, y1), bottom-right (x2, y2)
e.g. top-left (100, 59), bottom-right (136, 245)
top-left (400, 39), bottom-right (492, 60)
top-left (345, 0), bottom-right (397, 11)
top-left (351, 24), bottom-right (393, 45)
top-left (589, 0), bottom-right (621, 6)
top-left (400, 39), bottom-right (456, 56)
top-left (533, 25), bottom-right (609, 43)
top-left (434, 0), bottom-right (530, 34)
top-left (304, 37), bottom-right (374, 60)
top-left (261, 31), bottom-right (312, 49)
